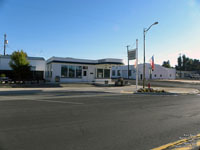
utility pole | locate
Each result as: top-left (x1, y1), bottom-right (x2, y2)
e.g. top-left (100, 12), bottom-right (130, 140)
top-left (179, 53), bottom-right (182, 78)
top-left (127, 45), bottom-right (130, 79)
top-left (136, 39), bottom-right (139, 90)
top-left (4, 34), bottom-right (7, 56)
top-left (143, 29), bottom-right (146, 88)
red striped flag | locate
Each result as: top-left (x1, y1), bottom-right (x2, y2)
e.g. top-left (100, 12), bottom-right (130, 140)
top-left (150, 56), bottom-right (155, 71)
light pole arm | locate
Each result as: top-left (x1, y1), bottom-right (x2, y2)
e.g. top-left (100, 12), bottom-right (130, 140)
top-left (145, 22), bottom-right (159, 33)
top-left (145, 24), bottom-right (153, 33)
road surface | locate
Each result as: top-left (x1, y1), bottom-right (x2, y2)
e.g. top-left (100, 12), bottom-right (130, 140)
top-left (0, 90), bottom-right (200, 150)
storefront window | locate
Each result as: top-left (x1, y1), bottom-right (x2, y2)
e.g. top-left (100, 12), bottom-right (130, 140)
top-left (69, 66), bottom-right (75, 78)
top-left (104, 69), bottom-right (110, 78)
top-left (76, 66), bottom-right (82, 78)
top-left (117, 70), bottom-right (121, 76)
top-left (61, 65), bottom-right (83, 78)
top-left (97, 69), bottom-right (103, 78)
top-left (112, 70), bottom-right (115, 76)
top-left (61, 65), bottom-right (68, 77)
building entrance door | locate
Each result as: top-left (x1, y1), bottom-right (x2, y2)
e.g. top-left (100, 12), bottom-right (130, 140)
top-left (82, 70), bottom-right (88, 82)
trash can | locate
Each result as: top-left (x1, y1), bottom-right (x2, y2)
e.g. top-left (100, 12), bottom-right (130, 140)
top-left (105, 80), bottom-right (109, 85)
top-left (55, 76), bottom-right (60, 82)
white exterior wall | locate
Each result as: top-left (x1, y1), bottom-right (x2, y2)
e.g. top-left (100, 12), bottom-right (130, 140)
top-left (46, 57), bottom-right (123, 83)
top-left (0, 57), bottom-right (10, 70)
top-left (112, 64), bottom-right (176, 80)
top-left (0, 56), bottom-right (46, 79)
top-left (142, 64), bottom-right (176, 80)
top-left (47, 62), bottom-right (116, 83)
top-left (0, 56), bottom-right (45, 71)
top-left (112, 65), bottom-right (136, 79)
top-left (50, 63), bottom-right (95, 82)
top-left (29, 59), bottom-right (45, 71)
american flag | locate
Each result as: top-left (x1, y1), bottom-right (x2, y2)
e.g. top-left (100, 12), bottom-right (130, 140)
top-left (150, 55), bottom-right (155, 71)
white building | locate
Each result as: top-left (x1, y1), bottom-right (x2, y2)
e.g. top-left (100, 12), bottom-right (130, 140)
top-left (0, 55), bottom-right (46, 80)
top-left (112, 63), bottom-right (176, 80)
top-left (46, 57), bottom-right (123, 83)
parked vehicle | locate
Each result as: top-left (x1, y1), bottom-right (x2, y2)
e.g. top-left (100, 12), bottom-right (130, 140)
top-left (190, 74), bottom-right (200, 79)
top-left (0, 77), bottom-right (11, 83)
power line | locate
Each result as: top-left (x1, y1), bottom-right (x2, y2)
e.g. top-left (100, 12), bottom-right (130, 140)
top-left (7, 45), bottom-right (18, 51)
top-left (129, 41), bottom-right (136, 50)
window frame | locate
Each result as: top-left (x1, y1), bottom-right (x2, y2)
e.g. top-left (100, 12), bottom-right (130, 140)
top-left (96, 69), bottom-right (104, 79)
top-left (117, 70), bottom-right (121, 76)
top-left (104, 69), bottom-right (110, 78)
top-left (61, 65), bottom-right (68, 78)
top-left (61, 65), bottom-right (82, 78)
top-left (112, 70), bottom-right (116, 76)
top-left (76, 66), bottom-right (82, 78)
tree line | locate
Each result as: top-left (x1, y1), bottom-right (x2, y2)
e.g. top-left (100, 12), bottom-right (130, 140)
top-left (162, 55), bottom-right (200, 71)
top-left (175, 55), bottom-right (200, 71)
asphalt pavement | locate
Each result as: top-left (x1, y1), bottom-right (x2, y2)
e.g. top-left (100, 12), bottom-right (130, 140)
top-left (0, 91), bottom-right (200, 150)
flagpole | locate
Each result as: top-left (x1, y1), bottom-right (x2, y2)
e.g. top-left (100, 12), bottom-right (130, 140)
top-left (127, 46), bottom-right (130, 79)
top-left (136, 39), bottom-right (138, 90)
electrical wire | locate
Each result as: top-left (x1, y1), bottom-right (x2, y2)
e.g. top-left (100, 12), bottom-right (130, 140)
top-left (130, 42), bottom-right (136, 49)
top-left (7, 45), bottom-right (17, 51)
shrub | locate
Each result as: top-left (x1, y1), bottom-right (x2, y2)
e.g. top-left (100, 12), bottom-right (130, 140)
top-left (137, 88), bottom-right (166, 93)
top-left (0, 74), bottom-right (6, 77)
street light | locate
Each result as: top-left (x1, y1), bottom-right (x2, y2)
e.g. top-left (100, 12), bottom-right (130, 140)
top-left (143, 22), bottom-right (158, 89)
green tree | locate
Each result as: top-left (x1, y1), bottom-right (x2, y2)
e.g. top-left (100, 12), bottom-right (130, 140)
top-left (162, 60), bottom-right (171, 68)
top-left (177, 56), bottom-right (182, 70)
top-left (175, 54), bottom-right (200, 71)
top-left (9, 50), bottom-right (31, 81)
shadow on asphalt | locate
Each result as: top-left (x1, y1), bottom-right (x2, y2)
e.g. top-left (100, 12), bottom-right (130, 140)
top-left (0, 83), bottom-right (62, 88)
top-left (51, 91), bottom-right (111, 96)
top-left (0, 90), bottom-right (43, 96)
top-left (0, 90), bottom-right (111, 96)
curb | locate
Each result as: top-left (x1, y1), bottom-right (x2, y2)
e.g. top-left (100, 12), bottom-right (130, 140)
top-left (192, 147), bottom-right (200, 150)
top-left (152, 134), bottom-right (200, 150)
top-left (133, 92), bottom-right (177, 96)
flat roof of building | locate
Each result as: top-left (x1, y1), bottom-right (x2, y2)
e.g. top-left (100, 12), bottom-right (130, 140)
top-left (0, 55), bottom-right (45, 61)
top-left (46, 57), bottom-right (124, 65)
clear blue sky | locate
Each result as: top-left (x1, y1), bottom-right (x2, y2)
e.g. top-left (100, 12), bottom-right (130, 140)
top-left (0, 0), bottom-right (200, 66)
